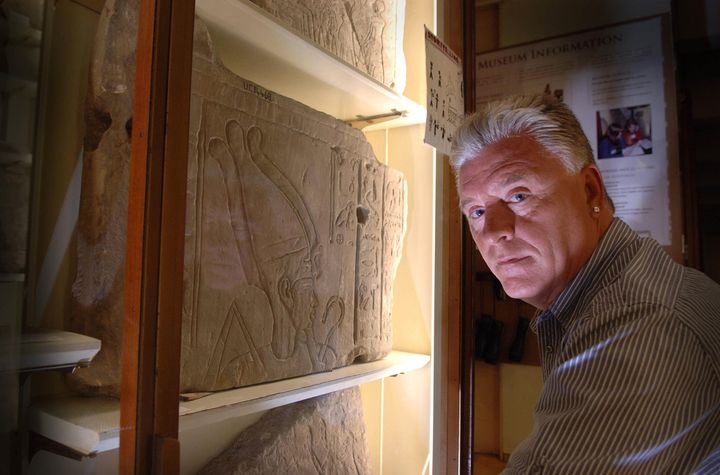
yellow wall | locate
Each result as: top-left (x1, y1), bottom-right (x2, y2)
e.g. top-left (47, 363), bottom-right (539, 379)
top-left (30, 0), bottom-right (98, 330)
top-left (363, 124), bottom-right (436, 475)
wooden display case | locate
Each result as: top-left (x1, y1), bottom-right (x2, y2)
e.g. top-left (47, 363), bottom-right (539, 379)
top-left (23, 0), bottom-right (443, 473)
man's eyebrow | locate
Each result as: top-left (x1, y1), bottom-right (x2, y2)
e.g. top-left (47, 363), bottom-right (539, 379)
top-left (458, 198), bottom-right (476, 212)
top-left (501, 171), bottom-right (527, 186)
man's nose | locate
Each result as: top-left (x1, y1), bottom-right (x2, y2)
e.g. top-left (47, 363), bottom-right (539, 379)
top-left (482, 203), bottom-right (515, 243)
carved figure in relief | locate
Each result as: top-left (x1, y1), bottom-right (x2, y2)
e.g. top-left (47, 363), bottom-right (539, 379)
top-left (199, 119), bottom-right (343, 384)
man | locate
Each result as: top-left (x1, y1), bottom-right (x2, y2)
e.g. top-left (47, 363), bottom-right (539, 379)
top-left (598, 122), bottom-right (626, 158)
top-left (451, 94), bottom-right (720, 473)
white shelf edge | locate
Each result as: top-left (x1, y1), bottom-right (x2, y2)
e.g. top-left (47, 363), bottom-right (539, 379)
top-left (0, 330), bottom-right (101, 373)
top-left (195, 0), bottom-right (426, 129)
top-left (27, 350), bottom-right (430, 457)
top-left (0, 72), bottom-right (37, 96)
top-left (180, 350), bottom-right (430, 430)
top-left (7, 21), bottom-right (43, 47)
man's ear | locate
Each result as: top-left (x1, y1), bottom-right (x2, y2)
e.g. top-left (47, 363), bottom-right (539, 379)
top-left (582, 164), bottom-right (605, 208)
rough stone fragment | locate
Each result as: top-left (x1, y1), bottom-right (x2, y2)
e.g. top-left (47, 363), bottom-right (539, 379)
top-left (68, 0), bottom-right (138, 396)
top-left (68, 0), bottom-right (406, 395)
top-left (249, 0), bottom-right (406, 91)
top-left (198, 387), bottom-right (371, 475)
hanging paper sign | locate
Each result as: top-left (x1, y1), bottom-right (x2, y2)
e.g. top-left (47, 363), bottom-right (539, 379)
top-left (424, 26), bottom-right (464, 156)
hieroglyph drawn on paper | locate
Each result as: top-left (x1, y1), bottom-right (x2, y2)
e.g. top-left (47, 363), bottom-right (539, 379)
top-left (424, 26), bottom-right (463, 155)
top-left (69, 0), bottom-right (407, 395)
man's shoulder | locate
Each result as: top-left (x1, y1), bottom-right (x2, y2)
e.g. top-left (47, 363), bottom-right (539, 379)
top-left (674, 267), bottom-right (720, 352)
top-left (619, 238), bottom-right (720, 370)
top-left (612, 236), bottom-right (685, 307)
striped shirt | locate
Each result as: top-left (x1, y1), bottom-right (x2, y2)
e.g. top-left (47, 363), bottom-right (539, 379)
top-left (504, 218), bottom-right (720, 474)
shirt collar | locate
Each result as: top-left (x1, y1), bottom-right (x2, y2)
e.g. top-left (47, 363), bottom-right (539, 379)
top-left (533, 218), bottom-right (639, 329)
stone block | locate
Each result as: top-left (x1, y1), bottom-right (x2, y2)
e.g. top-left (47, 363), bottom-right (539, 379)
top-left (198, 387), bottom-right (371, 475)
top-left (68, 0), bottom-right (406, 395)
top-left (249, 0), bottom-right (406, 92)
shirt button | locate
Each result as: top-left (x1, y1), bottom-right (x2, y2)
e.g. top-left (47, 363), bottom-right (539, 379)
top-left (530, 463), bottom-right (543, 474)
top-left (545, 345), bottom-right (553, 353)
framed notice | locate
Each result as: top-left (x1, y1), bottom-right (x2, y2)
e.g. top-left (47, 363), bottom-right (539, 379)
top-left (475, 16), bottom-right (680, 250)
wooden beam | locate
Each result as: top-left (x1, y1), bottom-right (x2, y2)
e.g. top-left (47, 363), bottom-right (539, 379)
top-left (119, 1), bottom-right (195, 473)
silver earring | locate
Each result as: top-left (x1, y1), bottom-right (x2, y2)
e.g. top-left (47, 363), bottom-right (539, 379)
top-left (592, 206), bottom-right (600, 214)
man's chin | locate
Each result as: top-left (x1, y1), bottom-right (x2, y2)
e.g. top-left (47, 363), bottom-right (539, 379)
top-left (499, 282), bottom-right (541, 307)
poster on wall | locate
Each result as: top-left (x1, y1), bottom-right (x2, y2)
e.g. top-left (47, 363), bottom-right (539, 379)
top-left (475, 17), bottom-right (671, 245)
top-left (424, 26), bottom-right (464, 156)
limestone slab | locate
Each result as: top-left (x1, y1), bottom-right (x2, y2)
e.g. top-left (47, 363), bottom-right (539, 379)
top-left (69, 0), bottom-right (406, 395)
top-left (198, 387), bottom-right (371, 475)
top-left (248, 0), bottom-right (406, 92)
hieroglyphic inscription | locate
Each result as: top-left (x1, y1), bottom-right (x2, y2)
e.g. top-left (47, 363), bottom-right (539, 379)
top-left (354, 158), bottom-right (385, 361)
top-left (381, 168), bottom-right (406, 350)
top-left (329, 147), bottom-right (359, 247)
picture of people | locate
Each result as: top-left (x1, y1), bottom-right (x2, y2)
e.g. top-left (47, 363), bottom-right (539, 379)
top-left (542, 83), bottom-right (564, 103)
top-left (596, 104), bottom-right (652, 159)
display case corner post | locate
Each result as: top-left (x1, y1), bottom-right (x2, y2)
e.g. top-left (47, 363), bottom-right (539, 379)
top-left (119, 1), bottom-right (196, 473)
top-left (459, 0), bottom-right (478, 474)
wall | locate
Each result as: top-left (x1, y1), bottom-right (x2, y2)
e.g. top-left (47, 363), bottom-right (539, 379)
top-left (498, 0), bottom-right (670, 47)
top-left (29, 0), bottom-right (97, 331)
top-left (363, 122), bottom-right (436, 474)
top-left (472, 0), bottom-right (677, 464)
top-left (360, 2), bottom-right (437, 473)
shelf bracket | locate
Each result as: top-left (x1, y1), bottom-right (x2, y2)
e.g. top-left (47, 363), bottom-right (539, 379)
top-left (346, 109), bottom-right (406, 130)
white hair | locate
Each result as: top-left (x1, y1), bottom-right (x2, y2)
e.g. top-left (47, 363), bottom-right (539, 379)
top-left (450, 94), bottom-right (613, 210)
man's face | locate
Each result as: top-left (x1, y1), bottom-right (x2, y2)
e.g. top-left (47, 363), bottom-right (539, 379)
top-left (458, 135), bottom-right (598, 309)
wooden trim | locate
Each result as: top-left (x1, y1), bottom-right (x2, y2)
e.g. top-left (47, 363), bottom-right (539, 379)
top-left (459, 1), bottom-right (477, 474)
top-left (440, 0), bottom-right (465, 473)
top-left (119, 1), bottom-right (196, 473)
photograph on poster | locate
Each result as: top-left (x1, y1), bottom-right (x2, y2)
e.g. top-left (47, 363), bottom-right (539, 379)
top-left (596, 104), bottom-right (653, 159)
top-left (542, 83), bottom-right (564, 103)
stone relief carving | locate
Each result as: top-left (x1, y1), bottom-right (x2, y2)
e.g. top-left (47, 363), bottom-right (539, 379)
top-left (198, 387), bottom-right (371, 475)
top-left (68, 0), bottom-right (406, 395)
top-left (249, 0), bottom-right (406, 92)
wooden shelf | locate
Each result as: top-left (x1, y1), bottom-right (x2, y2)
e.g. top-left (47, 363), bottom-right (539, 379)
top-left (195, 0), bottom-right (426, 131)
top-left (28, 351), bottom-right (430, 457)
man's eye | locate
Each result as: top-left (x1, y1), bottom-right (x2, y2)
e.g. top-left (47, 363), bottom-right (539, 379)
top-left (469, 208), bottom-right (485, 219)
top-left (509, 192), bottom-right (529, 203)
